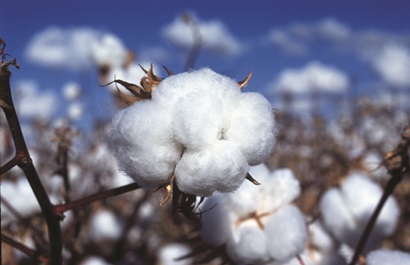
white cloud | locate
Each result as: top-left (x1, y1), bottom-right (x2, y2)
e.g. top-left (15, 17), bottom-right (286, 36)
top-left (270, 61), bottom-right (349, 94)
top-left (25, 27), bottom-right (127, 71)
top-left (368, 43), bottom-right (410, 87)
top-left (265, 29), bottom-right (308, 55)
top-left (15, 80), bottom-right (58, 119)
top-left (316, 18), bottom-right (351, 41)
top-left (162, 14), bottom-right (244, 57)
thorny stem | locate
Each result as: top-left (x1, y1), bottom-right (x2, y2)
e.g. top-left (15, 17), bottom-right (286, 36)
top-left (1, 52), bottom-right (63, 264)
top-left (1, 233), bottom-right (50, 264)
top-left (54, 182), bottom-right (140, 214)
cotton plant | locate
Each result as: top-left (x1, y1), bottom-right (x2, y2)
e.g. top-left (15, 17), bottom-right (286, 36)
top-left (319, 172), bottom-right (399, 252)
top-left (110, 67), bottom-right (276, 205)
top-left (199, 164), bottom-right (309, 265)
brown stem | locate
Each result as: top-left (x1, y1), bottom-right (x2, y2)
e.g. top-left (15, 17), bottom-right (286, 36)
top-left (1, 233), bottom-right (49, 263)
top-left (54, 182), bottom-right (140, 214)
top-left (348, 171), bottom-right (403, 265)
top-left (1, 56), bottom-right (63, 264)
top-left (0, 153), bottom-right (21, 174)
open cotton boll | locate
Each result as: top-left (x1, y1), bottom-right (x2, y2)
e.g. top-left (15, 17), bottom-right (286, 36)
top-left (200, 194), bottom-right (232, 246)
top-left (340, 173), bottom-right (399, 237)
top-left (80, 256), bottom-right (112, 265)
top-left (175, 141), bottom-right (248, 196)
top-left (89, 210), bottom-right (122, 241)
top-left (226, 92), bottom-right (276, 165)
top-left (320, 173), bottom-right (399, 249)
top-left (158, 243), bottom-right (191, 265)
top-left (227, 222), bottom-right (270, 264)
top-left (171, 91), bottom-right (231, 150)
top-left (367, 249), bottom-right (410, 265)
top-left (152, 68), bottom-right (241, 110)
top-left (319, 188), bottom-right (357, 247)
top-left (265, 205), bottom-right (308, 262)
top-left (259, 169), bottom-right (301, 212)
top-left (111, 101), bottom-right (182, 189)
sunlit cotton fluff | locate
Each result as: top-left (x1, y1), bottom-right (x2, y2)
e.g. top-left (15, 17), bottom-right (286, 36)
top-left (319, 173), bottom-right (399, 250)
top-left (111, 68), bottom-right (276, 196)
top-left (200, 164), bottom-right (307, 264)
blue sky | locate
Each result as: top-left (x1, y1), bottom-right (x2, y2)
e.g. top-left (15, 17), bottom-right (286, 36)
top-left (1, 0), bottom-right (410, 126)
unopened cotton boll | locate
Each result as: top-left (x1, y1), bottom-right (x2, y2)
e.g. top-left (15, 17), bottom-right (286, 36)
top-left (111, 101), bottom-right (182, 189)
top-left (367, 249), bottom-right (410, 265)
top-left (175, 140), bottom-right (248, 196)
top-left (264, 205), bottom-right (308, 262)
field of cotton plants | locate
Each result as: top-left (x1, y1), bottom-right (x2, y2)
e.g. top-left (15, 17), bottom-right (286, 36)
top-left (1, 7), bottom-right (410, 265)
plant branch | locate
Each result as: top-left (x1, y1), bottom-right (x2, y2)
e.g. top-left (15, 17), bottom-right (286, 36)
top-left (1, 233), bottom-right (49, 264)
top-left (54, 182), bottom-right (140, 214)
top-left (1, 46), bottom-right (63, 265)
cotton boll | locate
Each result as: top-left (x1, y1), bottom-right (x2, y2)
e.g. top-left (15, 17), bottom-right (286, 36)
top-left (319, 188), bottom-right (357, 247)
top-left (226, 92), bottom-right (276, 165)
top-left (153, 68), bottom-right (241, 111)
top-left (227, 222), bottom-right (270, 264)
top-left (200, 194), bottom-right (232, 246)
top-left (171, 90), bottom-right (229, 150)
top-left (111, 101), bottom-right (182, 189)
top-left (309, 220), bottom-right (338, 254)
top-left (1, 179), bottom-right (41, 223)
top-left (158, 243), bottom-right (191, 265)
top-left (265, 205), bottom-right (308, 262)
top-left (340, 173), bottom-right (399, 240)
top-left (175, 140), bottom-right (248, 196)
top-left (226, 180), bottom-right (260, 217)
top-left (89, 210), bottom-right (122, 241)
top-left (259, 169), bottom-right (301, 213)
top-left (62, 82), bottom-right (81, 100)
top-left (367, 249), bottom-right (410, 265)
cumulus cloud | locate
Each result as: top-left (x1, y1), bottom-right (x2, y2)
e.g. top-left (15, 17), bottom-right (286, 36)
top-left (15, 80), bottom-right (58, 119)
top-left (162, 13), bottom-right (244, 57)
top-left (367, 43), bottom-right (410, 87)
top-left (264, 29), bottom-right (308, 55)
top-left (270, 61), bottom-right (349, 94)
top-left (25, 27), bottom-right (127, 71)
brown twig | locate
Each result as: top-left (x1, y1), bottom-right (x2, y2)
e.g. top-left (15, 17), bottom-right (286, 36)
top-left (54, 182), bottom-right (140, 214)
top-left (1, 233), bottom-right (50, 263)
top-left (1, 42), bottom-right (63, 265)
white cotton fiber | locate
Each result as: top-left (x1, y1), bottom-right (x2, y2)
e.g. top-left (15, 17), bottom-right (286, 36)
top-left (89, 210), bottom-right (122, 241)
top-left (175, 141), bottom-right (248, 196)
top-left (153, 68), bottom-right (241, 110)
top-left (265, 205), bottom-right (308, 262)
top-left (340, 173), bottom-right (399, 237)
top-left (200, 194), bottom-right (232, 246)
top-left (227, 223), bottom-right (270, 264)
top-left (319, 173), bottom-right (399, 249)
top-left (260, 168), bottom-right (301, 212)
top-left (158, 243), bottom-right (191, 265)
top-left (226, 92), bottom-right (276, 165)
top-left (171, 91), bottom-right (229, 150)
top-left (319, 188), bottom-right (357, 247)
top-left (309, 220), bottom-right (337, 253)
top-left (111, 101), bottom-right (182, 189)
top-left (367, 249), bottom-right (410, 265)
top-left (111, 67), bottom-right (277, 196)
